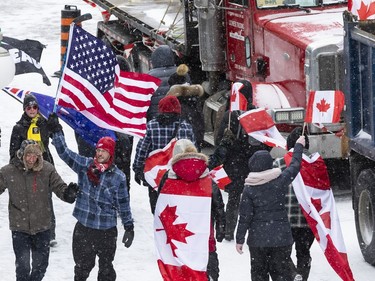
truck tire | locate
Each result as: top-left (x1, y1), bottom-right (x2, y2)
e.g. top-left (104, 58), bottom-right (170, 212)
top-left (354, 169), bottom-right (375, 265)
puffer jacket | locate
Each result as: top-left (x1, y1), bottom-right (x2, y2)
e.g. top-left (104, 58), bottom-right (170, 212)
top-left (10, 112), bottom-right (54, 164)
top-left (0, 151), bottom-right (68, 235)
top-left (236, 143), bottom-right (303, 248)
top-left (167, 84), bottom-right (205, 149)
top-left (147, 46), bottom-right (177, 121)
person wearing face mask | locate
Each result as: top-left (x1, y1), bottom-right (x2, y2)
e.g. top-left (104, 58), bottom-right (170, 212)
top-left (47, 113), bottom-right (134, 281)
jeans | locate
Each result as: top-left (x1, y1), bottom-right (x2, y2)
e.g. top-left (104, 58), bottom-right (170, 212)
top-left (12, 230), bottom-right (51, 281)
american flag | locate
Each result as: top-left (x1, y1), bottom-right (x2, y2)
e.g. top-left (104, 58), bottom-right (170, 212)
top-left (56, 24), bottom-right (161, 137)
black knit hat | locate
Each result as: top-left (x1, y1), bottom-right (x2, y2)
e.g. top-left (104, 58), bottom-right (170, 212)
top-left (168, 64), bottom-right (190, 86)
top-left (23, 94), bottom-right (38, 110)
top-left (248, 150), bottom-right (273, 172)
top-left (287, 127), bottom-right (309, 150)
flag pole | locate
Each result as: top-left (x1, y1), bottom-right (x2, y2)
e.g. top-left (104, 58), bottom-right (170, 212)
top-left (302, 122), bottom-right (306, 135)
top-left (53, 14), bottom-right (92, 113)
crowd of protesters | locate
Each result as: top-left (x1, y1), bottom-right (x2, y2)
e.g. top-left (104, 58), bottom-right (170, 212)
top-left (0, 45), bottom-right (321, 281)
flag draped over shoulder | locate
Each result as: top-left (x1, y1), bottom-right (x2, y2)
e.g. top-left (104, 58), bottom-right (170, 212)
top-left (154, 176), bottom-right (212, 281)
top-left (304, 91), bottom-right (345, 124)
top-left (144, 139), bottom-right (177, 190)
top-left (284, 151), bottom-right (355, 281)
top-left (0, 36), bottom-right (51, 85)
top-left (56, 24), bottom-right (161, 138)
top-left (238, 108), bottom-right (287, 149)
top-left (348, 0), bottom-right (375, 20)
top-left (2, 87), bottom-right (116, 146)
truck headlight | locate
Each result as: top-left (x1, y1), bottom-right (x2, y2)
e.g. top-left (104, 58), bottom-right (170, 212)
top-left (270, 108), bottom-right (305, 124)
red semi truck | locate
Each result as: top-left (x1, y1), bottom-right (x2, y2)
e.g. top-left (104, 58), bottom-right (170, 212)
top-left (87, 0), bottom-right (349, 183)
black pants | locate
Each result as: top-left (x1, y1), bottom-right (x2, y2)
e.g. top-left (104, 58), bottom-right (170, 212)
top-left (148, 185), bottom-right (158, 215)
top-left (207, 251), bottom-right (220, 281)
top-left (249, 245), bottom-right (294, 281)
top-left (72, 222), bottom-right (117, 281)
top-left (225, 186), bottom-right (243, 239)
top-left (291, 227), bottom-right (315, 280)
top-left (12, 230), bottom-right (51, 281)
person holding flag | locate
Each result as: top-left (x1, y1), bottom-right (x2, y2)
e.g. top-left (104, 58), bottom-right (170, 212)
top-left (210, 80), bottom-right (270, 241)
top-left (132, 95), bottom-right (195, 214)
top-left (47, 113), bottom-right (134, 281)
top-left (235, 135), bottom-right (306, 281)
top-left (274, 127), bottom-right (315, 280)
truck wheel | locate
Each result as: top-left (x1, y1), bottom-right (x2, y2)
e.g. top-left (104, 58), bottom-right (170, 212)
top-left (354, 169), bottom-right (375, 265)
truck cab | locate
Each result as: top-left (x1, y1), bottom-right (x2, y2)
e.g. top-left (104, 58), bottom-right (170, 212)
top-left (91, 0), bottom-right (348, 169)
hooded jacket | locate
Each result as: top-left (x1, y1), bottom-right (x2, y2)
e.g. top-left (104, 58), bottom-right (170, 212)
top-left (147, 46), bottom-right (177, 121)
top-left (236, 143), bottom-right (303, 248)
top-left (0, 143), bottom-right (69, 235)
top-left (167, 84), bottom-right (205, 148)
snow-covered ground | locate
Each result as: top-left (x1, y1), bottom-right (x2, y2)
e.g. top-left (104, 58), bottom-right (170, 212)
top-left (0, 0), bottom-right (374, 280)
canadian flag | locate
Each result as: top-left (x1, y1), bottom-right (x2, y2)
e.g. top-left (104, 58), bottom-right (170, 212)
top-left (285, 151), bottom-right (355, 281)
top-left (348, 0), bottom-right (375, 20)
top-left (304, 91), bottom-right (345, 124)
top-left (238, 108), bottom-right (287, 149)
top-left (209, 165), bottom-right (232, 190)
top-left (154, 177), bottom-right (212, 281)
top-left (144, 139), bottom-right (177, 190)
top-left (230, 82), bottom-right (248, 111)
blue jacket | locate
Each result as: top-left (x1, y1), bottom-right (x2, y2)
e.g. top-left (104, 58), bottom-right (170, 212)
top-left (236, 143), bottom-right (303, 247)
top-left (52, 132), bottom-right (133, 230)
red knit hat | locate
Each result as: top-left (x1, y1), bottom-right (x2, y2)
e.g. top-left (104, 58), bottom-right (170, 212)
top-left (158, 96), bottom-right (181, 114)
top-left (96, 137), bottom-right (116, 157)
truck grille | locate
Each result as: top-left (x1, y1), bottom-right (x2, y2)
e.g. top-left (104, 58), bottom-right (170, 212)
top-left (318, 52), bottom-right (344, 91)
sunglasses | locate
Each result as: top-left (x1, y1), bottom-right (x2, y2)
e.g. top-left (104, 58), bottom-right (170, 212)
top-left (26, 105), bottom-right (38, 111)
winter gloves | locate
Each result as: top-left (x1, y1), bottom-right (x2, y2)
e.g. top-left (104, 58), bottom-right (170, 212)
top-left (123, 225), bottom-right (134, 248)
top-left (134, 169), bottom-right (145, 185)
top-left (64, 182), bottom-right (79, 203)
top-left (47, 113), bottom-right (63, 134)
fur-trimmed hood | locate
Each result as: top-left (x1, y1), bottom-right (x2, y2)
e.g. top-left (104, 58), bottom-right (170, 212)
top-left (169, 139), bottom-right (209, 182)
top-left (170, 152), bottom-right (209, 182)
top-left (167, 84), bottom-right (204, 98)
top-left (17, 143), bottom-right (44, 171)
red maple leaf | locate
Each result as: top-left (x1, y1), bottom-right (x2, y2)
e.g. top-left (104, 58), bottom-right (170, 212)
top-left (357, 1), bottom-right (375, 20)
top-left (316, 98), bottom-right (330, 113)
top-left (156, 205), bottom-right (194, 257)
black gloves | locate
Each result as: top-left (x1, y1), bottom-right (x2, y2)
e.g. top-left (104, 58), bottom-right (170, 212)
top-left (216, 230), bottom-right (225, 243)
top-left (64, 182), bottom-right (79, 204)
top-left (47, 113), bottom-right (63, 134)
top-left (215, 223), bottom-right (226, 243)
top-left (219, 128), bottom-right (235, 148)
top-left (134, 170), bottom-right (145, 185)
top-left (123, 225), bottom-right (134, 248)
